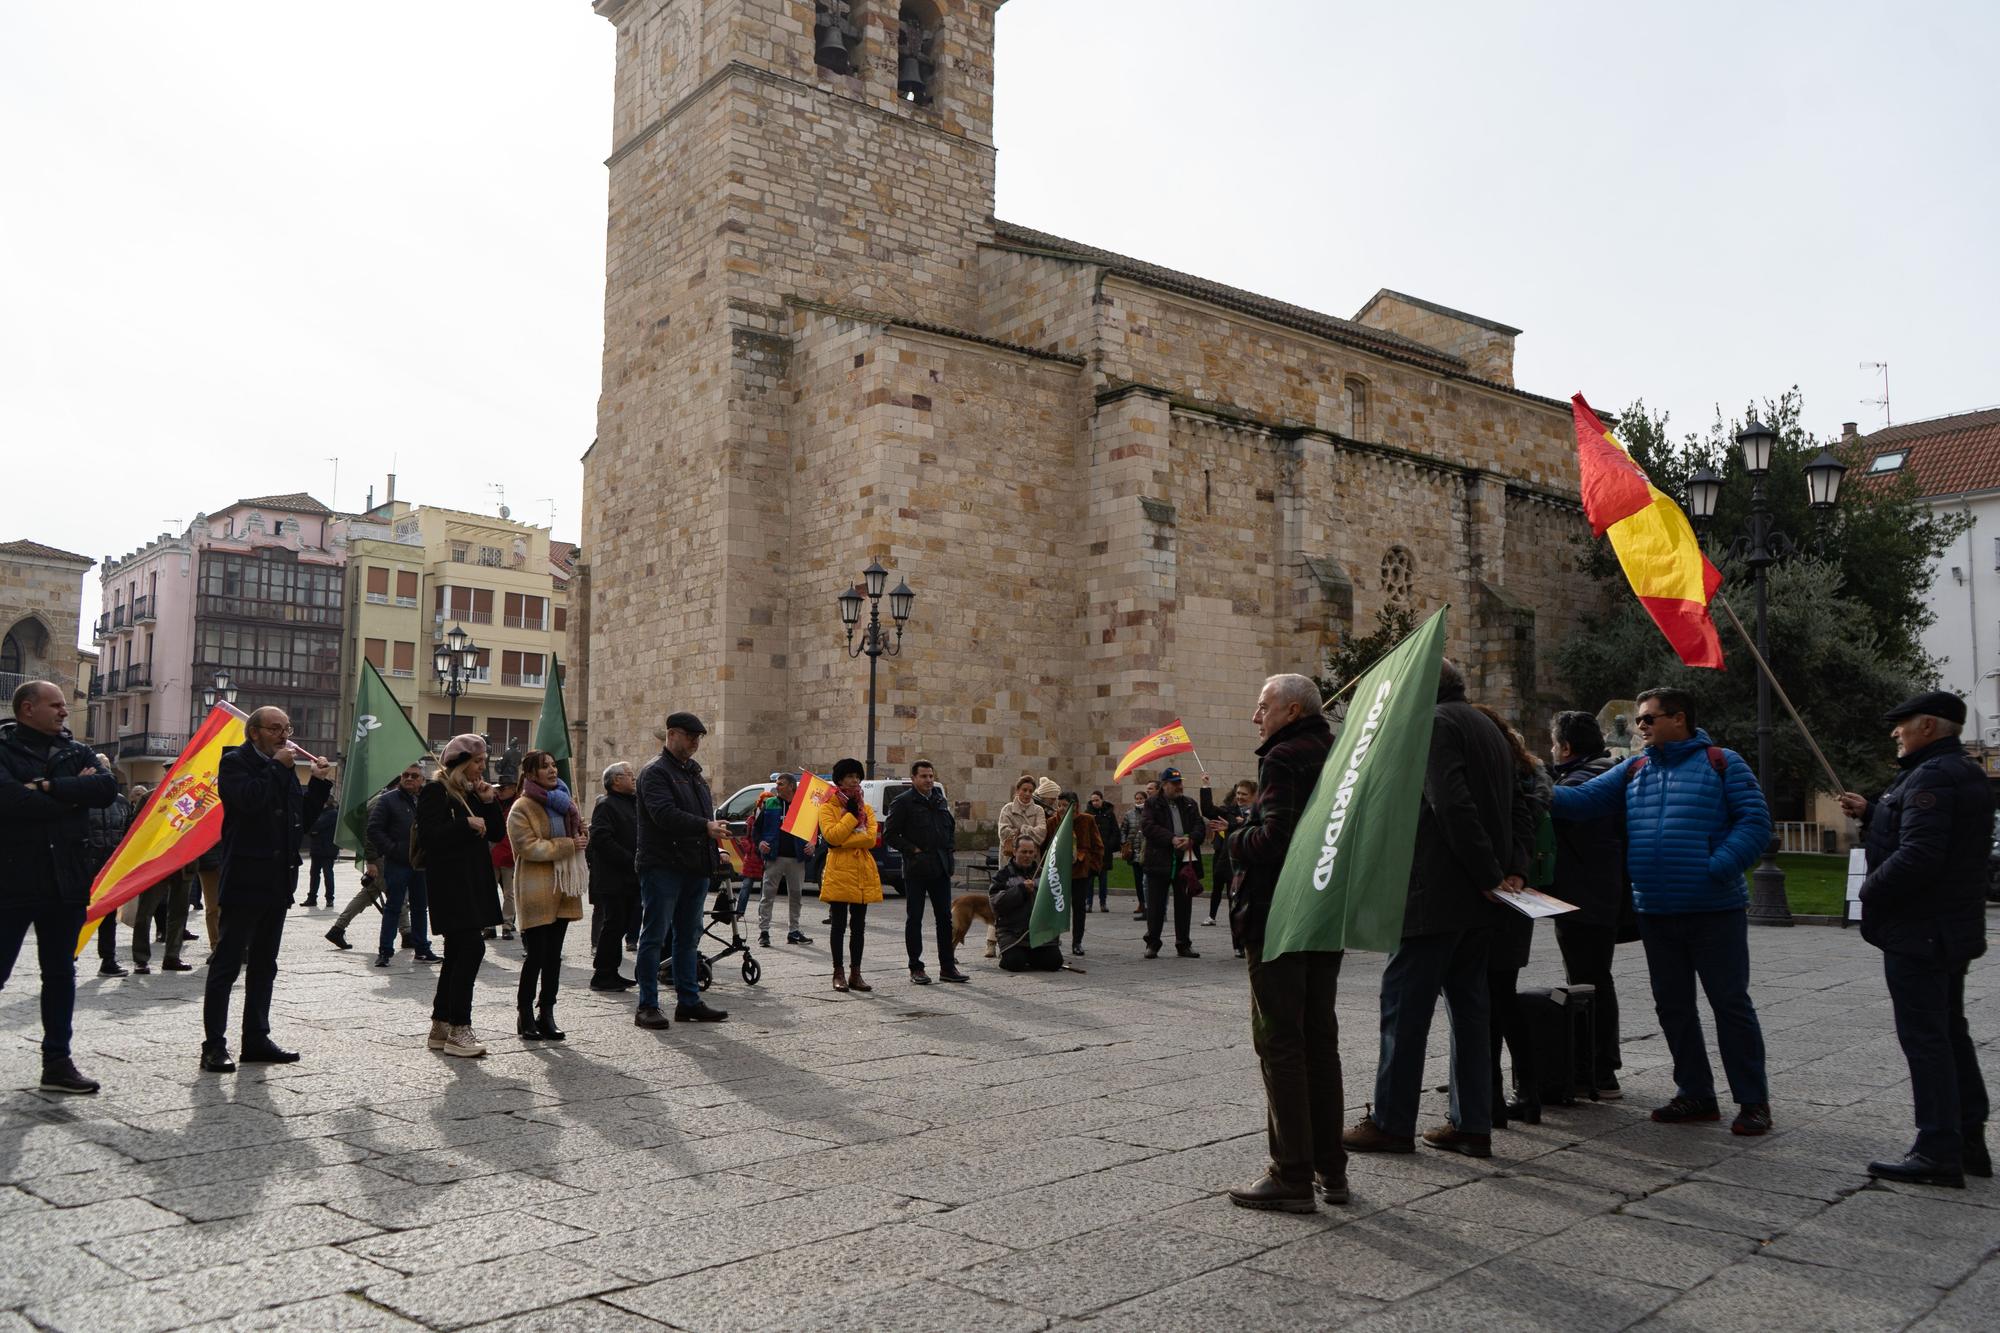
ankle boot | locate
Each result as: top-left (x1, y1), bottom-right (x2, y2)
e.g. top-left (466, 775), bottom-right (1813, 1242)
top-left (833, 967), bottom-right (849, 992)
top-left (536, 1006), bottom-right (565, 1041)
top-left (847, 968), bottom-right (873, 993)
top-left (517, 1005), bottom-right (542, 1039)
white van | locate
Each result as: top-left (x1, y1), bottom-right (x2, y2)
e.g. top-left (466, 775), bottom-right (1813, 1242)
top-left (715, 777), bottom-right (948, 897)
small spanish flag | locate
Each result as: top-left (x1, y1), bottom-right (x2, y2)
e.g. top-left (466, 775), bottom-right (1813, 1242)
top-left (1572, 395), bottom-right (1724, 668)
top-left (1113, 719), bottom-right (1197, 781)
top-left (781, 769), bottom-right (835, 848)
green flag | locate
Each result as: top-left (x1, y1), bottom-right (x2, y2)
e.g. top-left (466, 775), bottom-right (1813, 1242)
top-left (1028, 808), bottom-right (1075, 947)
top-left (1262, 605), bottom-right (1451, 958)
top-left (336, 659), bottom-right (429, 855)
top-left (534, 653), bottom-right (571, 786)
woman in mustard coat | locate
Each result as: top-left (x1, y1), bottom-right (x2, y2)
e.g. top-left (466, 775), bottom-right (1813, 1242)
top-left (817, 757), bottom-right (882, 993)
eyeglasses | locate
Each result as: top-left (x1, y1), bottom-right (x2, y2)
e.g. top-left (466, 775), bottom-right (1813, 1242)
top-left (256, 722), bottom-right (294, 735)
top-left (1633, 712), bottom-right (1676, 728)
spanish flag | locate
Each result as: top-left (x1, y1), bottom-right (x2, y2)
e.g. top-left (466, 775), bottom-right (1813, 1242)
top-left (1113, 719), bottom-right (1197, 781)
top-left (76, 703), bottom-right (248, 955)
top-left (1572, 395), bottom-right (1725, 669)
top-left (781, 769), bottom-right (835, 848)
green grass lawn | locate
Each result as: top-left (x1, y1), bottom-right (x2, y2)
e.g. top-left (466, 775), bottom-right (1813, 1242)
top-left (1752, 853), bottom-right (1850, 917)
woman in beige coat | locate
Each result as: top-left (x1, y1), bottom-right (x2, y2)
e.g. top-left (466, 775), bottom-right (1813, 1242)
top-left (506, 750), bottom-right (587, 1041)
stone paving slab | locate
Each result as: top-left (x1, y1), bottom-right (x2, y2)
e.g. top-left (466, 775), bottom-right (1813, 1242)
top-left (2, 864), bottom-right (1995, 1330)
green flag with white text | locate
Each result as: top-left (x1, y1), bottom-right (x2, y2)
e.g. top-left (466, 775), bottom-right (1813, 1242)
top-left (336, 659), bottom-right (428, 855)
top-left (534, 654), bottom-right (571, 787)
top-left (1028, 808), bottom-right (1075, 947)
top-left (1262, 606), bottom-right (1450, 957)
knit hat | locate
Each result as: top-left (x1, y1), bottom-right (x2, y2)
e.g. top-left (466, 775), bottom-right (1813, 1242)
top-left (1034, 776), bottom-right (1061, 803)
top-left (440, 733), bottom-right (487, 770)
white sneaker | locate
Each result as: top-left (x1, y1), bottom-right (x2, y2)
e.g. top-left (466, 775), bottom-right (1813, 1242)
top-left (1202, 917), bottom-right (1217, 926)
top-left (426, 1020), bottom-right (450, 1051)
top-left (440, 1024), bottom-right (486, 1058)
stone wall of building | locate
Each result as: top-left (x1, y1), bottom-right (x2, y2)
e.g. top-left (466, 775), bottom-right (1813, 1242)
top-left (0, 543), bottom-right (92, 705)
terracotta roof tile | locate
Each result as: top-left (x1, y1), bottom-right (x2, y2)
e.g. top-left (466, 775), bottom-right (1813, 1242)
top-left (233, 492), bottom-right (333, 516)
top-left (0, 539), bottom-right (93, 563)
top-left (1857, 407), bottom-right (2000, 498)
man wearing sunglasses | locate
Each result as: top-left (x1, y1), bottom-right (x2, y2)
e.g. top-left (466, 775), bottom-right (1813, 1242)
top-left (1551, 687), bottom-right (1774, 1137)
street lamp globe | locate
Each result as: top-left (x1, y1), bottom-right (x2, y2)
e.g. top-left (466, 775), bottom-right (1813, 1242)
top-left (433, 648), bottom-right (453, 681)
top-left (863, 559), bottom-right (888, 600)
top-left (888, 579), bottom-right (914, 624)
top-left (445, 624), bottom-right (469, 655)
top-left (837, 586), bottom-right (864, 627)
top-left (1804, 447), bottom-right (1848, 510)
top-left (1735, 418), bottom-right (1778, 476)
top-left (1686, 467), bottom-right (1725, 522)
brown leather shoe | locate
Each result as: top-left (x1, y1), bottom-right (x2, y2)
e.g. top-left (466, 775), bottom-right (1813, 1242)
top-left (1342, 1118), bottom-right (1415, 1153)
top-left (1227, 1170), bottom-right (1315, 1213)
top-left (847, 971), bottom-right (873, 993)
top-left (832, 968), bottom-right (849, 993)
top-left (1422, 1125), bottom-right (1492, 1158)
top-left (1315, 1171), bottom-right (1351, 1205)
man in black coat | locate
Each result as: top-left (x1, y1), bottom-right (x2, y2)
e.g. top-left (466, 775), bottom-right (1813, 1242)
top-left (587, 761), bottom-right (641, 991)
top-left (82, 770), bottom-right (132, 975)
top-left (887, 759), bottom-right (966, 985)
top-left (1224, 673), bottom-right (1340, 1212)
top-left (1840, 691), bottom-right (1995, 1188)
top-left (633, 712), bottom-right (730, 1029)
top-left (1547, 709), bottom-right (1628, 1098)
top-left (0, 680), bottom-right (118, 1093)
top-left (202, 707), bottom-right (332, 1072)
top-left (304, 799), bottom-right (339, 908)
top-left (1346, 660), bottom-right (1529, 1161)
top-left (1139, 767), bottom-right (1206, 959)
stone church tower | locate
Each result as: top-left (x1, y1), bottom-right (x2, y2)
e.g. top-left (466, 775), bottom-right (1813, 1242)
top-left (579, 0), bottom-right (1600, 819)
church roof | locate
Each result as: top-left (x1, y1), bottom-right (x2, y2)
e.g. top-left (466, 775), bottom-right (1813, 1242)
top-left (989, 219), bottom-right (1466, 370)
top-left (1858, 407), bottom-right (2000, 499)
top-left (0, 539), bottom-right (93, 564)
top-left (232, 492), bottom-right (334, 516)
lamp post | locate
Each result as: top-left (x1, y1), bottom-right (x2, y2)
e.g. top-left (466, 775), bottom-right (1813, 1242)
top-left (1685, 423), bottom-right (1848, 925)
top-left (837, 559), bottom-right (915, 779)
top-left (200, 668), bottom-right (237, 711)
top-left (432, 624), bottom-right (480, 742)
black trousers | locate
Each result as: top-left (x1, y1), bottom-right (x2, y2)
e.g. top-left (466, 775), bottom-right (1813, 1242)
top-left (829, 902), bottom-right (866, 968)
top-left (0, 883), bottom-right (83, 1058)
top-left (1884, 949), bottom-right (1989, 1164)
top-left (1144, 865), bottom-right (1193, 950)
top-left (204, 897), bottom-right (287, 1047)
top-left (591, 893), bottom-right (635, 978)
top-left (1487, 964), bottom-right (1537, 1110)
top-left (432, 929), bottom-right (485, 1026)
top-left (1248, 947), bottom-right (1345, 1184)
top-left (904, 875), bottom-right (955, 972)
top-left (306, 854), bottom-right (337, 903)
top-left (1554, 918), bottom-right (1622, 1083)
top-left (519, 919), bottom-right (568, 1011)
top-left (1000, 941), bottom-right (1064, 972)
top-left (130, 877), bottom-right (192, 969)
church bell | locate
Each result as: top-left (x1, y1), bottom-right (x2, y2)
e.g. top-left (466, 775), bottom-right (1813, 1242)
top-left (816, 23), bottom-right (850, 73)
top-left (897, 53), bottom-right (927, 100)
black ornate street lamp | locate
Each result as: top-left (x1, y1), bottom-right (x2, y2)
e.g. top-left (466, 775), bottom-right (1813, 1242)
top-left (1685, 422), bottom-right (1848, 925)
top-left (201, 668), bottom-right (237, 711)
top-left (837, 559), bottom-right (914, 779)
top-left (432, 624), bottom-right (480, 740)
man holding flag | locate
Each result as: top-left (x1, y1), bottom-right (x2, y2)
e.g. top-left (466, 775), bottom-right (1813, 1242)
top-left (0, 680), bottom-right (118, 1094)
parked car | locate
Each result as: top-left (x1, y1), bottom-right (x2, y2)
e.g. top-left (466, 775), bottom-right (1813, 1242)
top-left (715, 777), bottom-right (946, 898)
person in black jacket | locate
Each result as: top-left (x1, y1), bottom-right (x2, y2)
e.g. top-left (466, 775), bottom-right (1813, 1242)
top-left (304, 799), bottom-right (339, 908)
top-left (1547, 710), bottom-right (1627, 1099)
top-left (1839, 691), bottom-right (1995, 1188)
top-left (887, 759), bottom-right (966, 985)
top-left (0, 680), bottom-right (118, 1093)
top-left (633, 712), bottom-right (731, 1030)
top-left (415, 734), bottom-right (506, 1058)
top-left (82, 771), bottom-right (132, 975)
top-left (1345, 661), bottom-right (1530, 1161)
top-left (587, 761), bottom-right (640, 991)
top-left (366, 765), bottom-right (433, 967)
top-left (1199, 776), bottom-right (1255, 940)
top-left (1224, 674), bottom-right (1339, 1212)
top-left (202, 707), bottom-right (333, 1072)
top-left (1139, 768), bottom-right (1205, 959)
top-left (989, 837), bottom-right (1063, 972)
top-left (1086, 791), bottom-right (1120, 911)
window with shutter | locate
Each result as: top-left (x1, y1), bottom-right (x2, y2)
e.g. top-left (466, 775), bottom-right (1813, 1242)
top-left (553, 605), bottom-right (567, 633)
top-left (471, 589), bottom-right (494, 624)
top-left (392, 641), bottom-right (415, 676)
top-left (364, 638), bottom-right (386, 668)
top-left (365, 567), bottom-right (389, 602)
top-left (396, 570), bottom-right (419, 605)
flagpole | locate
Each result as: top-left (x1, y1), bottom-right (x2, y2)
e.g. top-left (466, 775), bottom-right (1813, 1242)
top-left (1715, 595), bottom-right (1843, 791)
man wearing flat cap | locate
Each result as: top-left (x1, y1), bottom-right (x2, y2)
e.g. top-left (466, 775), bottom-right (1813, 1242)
top-left (632, 712), bottom-right (730, 1030)
top-left (1839, 690), bottom-right (1993, 1188)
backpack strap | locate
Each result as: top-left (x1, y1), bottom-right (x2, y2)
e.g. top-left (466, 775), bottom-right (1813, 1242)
top-left (1706, 745), bottom-right (1727, 774)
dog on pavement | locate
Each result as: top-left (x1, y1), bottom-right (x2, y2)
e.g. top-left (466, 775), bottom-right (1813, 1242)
top-left (951, 891), bottom-right (996, 957)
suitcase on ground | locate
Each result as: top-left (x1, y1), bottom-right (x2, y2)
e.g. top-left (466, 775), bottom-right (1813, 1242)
top-left (1517, 985), bottom-right (1596, 1106)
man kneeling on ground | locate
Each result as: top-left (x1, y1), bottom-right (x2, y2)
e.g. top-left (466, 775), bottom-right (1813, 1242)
top-left (990, 837), bottom-right (1063, 973)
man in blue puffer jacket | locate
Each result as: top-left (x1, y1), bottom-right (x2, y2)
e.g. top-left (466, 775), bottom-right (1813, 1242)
top-left (1551, 686), bottom-right (1774, 1136)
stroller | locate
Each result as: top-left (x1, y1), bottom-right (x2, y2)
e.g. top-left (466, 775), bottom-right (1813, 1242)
top-left (653, 866), bottom-right (764, 992)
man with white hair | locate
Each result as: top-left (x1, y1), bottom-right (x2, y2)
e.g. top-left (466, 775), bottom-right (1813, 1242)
top-left (1840, 691), bottom-right (1994, 1188)
top-left (1223, 673), bottom-right (1342, 1212)
top-left (587, 760), bottom-right (641, 990)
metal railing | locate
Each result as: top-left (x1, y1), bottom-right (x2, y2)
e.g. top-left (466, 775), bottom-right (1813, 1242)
top-left (91, 616), bottom-right (109, 642)
top-left (111, 605), bottom-right (129, 629)
top-left (1774, 821), bottom-right (1825, 855)
top-left (117, 732), bottom-right (188, 759)
top-left (131, 596), bottom-right (155, 623)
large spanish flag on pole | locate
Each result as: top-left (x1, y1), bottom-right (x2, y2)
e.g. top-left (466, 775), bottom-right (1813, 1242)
top-left (75, 703), bottom-right (248, 956)
top-left (1572, 395), bottom-right (1726, 669)
top-left (1112, 719), bottom-right (1197, 781)
top-left (781, 769), bottom-right (835, 849)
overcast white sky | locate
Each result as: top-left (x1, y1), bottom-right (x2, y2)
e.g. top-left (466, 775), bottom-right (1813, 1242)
top-left (5, 1), bottom-right (1995, 645)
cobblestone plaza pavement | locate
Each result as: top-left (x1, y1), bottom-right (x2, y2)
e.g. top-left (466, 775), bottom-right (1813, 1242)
top-left (4, 866), bottom-right (1996, 1331)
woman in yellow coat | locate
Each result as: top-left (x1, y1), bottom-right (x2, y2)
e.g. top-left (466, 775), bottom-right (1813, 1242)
top-left (818, 757), bottom-right (882, 993)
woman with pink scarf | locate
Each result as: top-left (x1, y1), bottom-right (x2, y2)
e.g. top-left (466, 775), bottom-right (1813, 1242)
top-left (505, 749), bottom-right (588, 1040)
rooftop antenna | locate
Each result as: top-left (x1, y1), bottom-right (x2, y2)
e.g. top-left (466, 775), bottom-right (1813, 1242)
top-left (488, 482), bottom-right (508, 519)
top-left (325, 457), bottom-right (339, 512)
top-left (1860, 361), bottom-right (1891, 426)
top-left (534, 498), bottom-right (557, 528)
